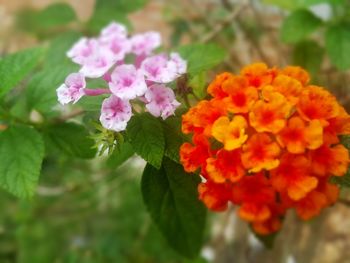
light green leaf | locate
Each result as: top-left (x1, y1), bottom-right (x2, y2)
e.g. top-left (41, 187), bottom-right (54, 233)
top-left (95, 0), bottom-right (148, 12)
top-left (281, 9), bottom-right (322, 43)
top-left (87, 8), bottom-right (131, 34)
top-left (263, 0), bottom-right (344, 10)
top-left (0, 47), bottom-right (45, 98)
top-left (26, 64), bottom-right (79, 114)
top-left (127, 113), bottom-right (165, 169)
top-left (17, 3), bottom-right (77, 34)
top-left (107, 141), bottom-right (134, 169)
top-left (45, 31), bottom-right (81, 67)
top-left (141, 158), bottom-right (206, 258)
top-left (177, 43), bottom-right (226, 76)
top-left (293, 40), bottom-right (324, 75)
top-left (44, 122), bottom-right (96, 159)
top-left (325, 23), bottom-right (350, 70)
top-left (189, 72), bottom-right (208, 100)
top-left (0, 125), bottom-right (44, 198)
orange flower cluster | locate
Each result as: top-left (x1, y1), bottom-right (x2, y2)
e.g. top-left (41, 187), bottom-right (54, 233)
top-left (180, 63), bottom-right (350, 235)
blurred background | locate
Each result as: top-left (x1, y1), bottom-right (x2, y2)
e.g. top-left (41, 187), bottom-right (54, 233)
top-left (1, 0), bottom-right (350, 262)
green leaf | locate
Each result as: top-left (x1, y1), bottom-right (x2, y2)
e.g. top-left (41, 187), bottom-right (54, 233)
top-left (177, 43), bottom-right (226, 76)
top-left (189, 72), bottom-right (208, 100)
top-left (162, 116), bottom-right (188, 163)
top-left (325, 23), bottom-right (350, 70)
top-left (45, 31), bottom-right (82, 67)
top-left (107, 141), bottom-right (134, 168)
top-left (341, 135), bottom-right (350, 150)
top-left (263, 0), bottom-right (344, 10)
top-left (0, 125), bottom-right (44, 198)
top-left (44, 123), bottom-right (96, 159)
top-left (331, 170), bottom-right (350, 188)
top-left (292, 40), bottom-right (324, 76)
top-left (281, 9), bottom-right (322, 44)
top-left (17, 3), bottom-right (77, 34)
top-left (87, 8), bottom-right (131, 34)
top-left (252, 231), bottom-right (277, 249)
top-left (0, 47), bottom-right (45, 98)
top-left (127, 113), bottom-right (165, 169)
top-left (95, 0), bottom-right (148, 12)
top-left (141, 158), bottom-right (206, 258)
top-left (26, 64), bottom-right (79, 114)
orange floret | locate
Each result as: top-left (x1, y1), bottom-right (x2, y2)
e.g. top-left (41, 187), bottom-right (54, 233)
top-left (198, 181), bottom-right (232, 212)
top-left (211, 115), bottom-right (248, 150)
top-left (295, 190), bottom-right (328, 220)
top-left (241, 62), bottom-right (277, 88)
top-left (222, 76), bottom-right (258, 113)
top-left (270, 153), bottom-right (318, 201)
top-left (180, 134), bottom-right (210, 173)
top-left (182, 99), bottom-right (226, 136)
top-left (281, 66), bottom-right (310, 86)
top-left (272, 75), bottom-right (303, 105)
top-left (206, 149), bottom-right (245, 183)
top-left (249, 87), bottom-right (291, 134)
top-left (277, 116), bottom-right (323, 154)
top-left (252, 217), bottom-right (282, 235)
top-left (297, 86), bottom-right (339, 124)
top-left (241, 133), bottom-right (281, 173)
top-left (232, 173), bottom-right (275, 222)
top-left (207, 72), bottom-right (234, 98)
top-left (309, 144), bottom-right (349, 177)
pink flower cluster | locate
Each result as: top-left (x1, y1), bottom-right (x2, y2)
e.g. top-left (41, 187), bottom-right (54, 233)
top-left (57, 22), bottom-right (186, 132)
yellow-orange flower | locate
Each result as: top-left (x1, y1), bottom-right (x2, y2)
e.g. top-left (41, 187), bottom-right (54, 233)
top-left (212, 115), bottom-right (248, 150)
top-left (249, 87), bottom-right (291, 134)
top-left (309, 144), bottom-right (349, 177)
top-left (270, 153), bottom-right (317, 200)
top-left (281, 66), bottom-right (310, 86)
top-left (277, 116), bottom-right (323, 154)
top-left (297, 86), bottom-right (339, 124)
top-left (241, 63), bottom-right (276, 88)
top-left (206, 149), bottom-right (245, 183)
top-left (179, 63), bottom-right (350, 235)
top-left (222, 76), bottom-right (258, 113)
top-left (272, 75), bottom-right (302, 105)
top-left (241, 133), bottom-right (281, 173)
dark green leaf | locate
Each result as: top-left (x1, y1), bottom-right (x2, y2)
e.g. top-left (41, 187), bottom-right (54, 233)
top-left (0, 47), bottom-right (45, 98)
top-left (44, 122), bottom-right (96, 159)
top-left (141, 158), bottom-right (206, 258)
top-left (127, 113), bottom-right (165, 169)
top-left (341, 135), bottom-right (350, 150)
top-left (281, 9), bottom-right (322, 44)
top-left (162, 116), bottom-right (188, 163)
top-left (177, 43), bottom-right (226, 76)
top-left (293, 40), bottom-right (324, 76)
top-left (325, 23), bottom-right (350, 70)
top-left (107, 141), bottom-right (134, 168)
top-left (252, 231), bottom-right (277, 249)
top-left (0, 125), bottom-right (44, 198)
top-left (331, 170), bottom-right (350, 188)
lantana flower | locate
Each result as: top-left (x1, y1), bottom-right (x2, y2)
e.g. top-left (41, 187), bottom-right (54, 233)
top-left (57, 72), bottom-right (86, 105)
top-left (180, 63), bottom-right (350, 235)
top-left (57, 21), bottom-right (187, 132)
